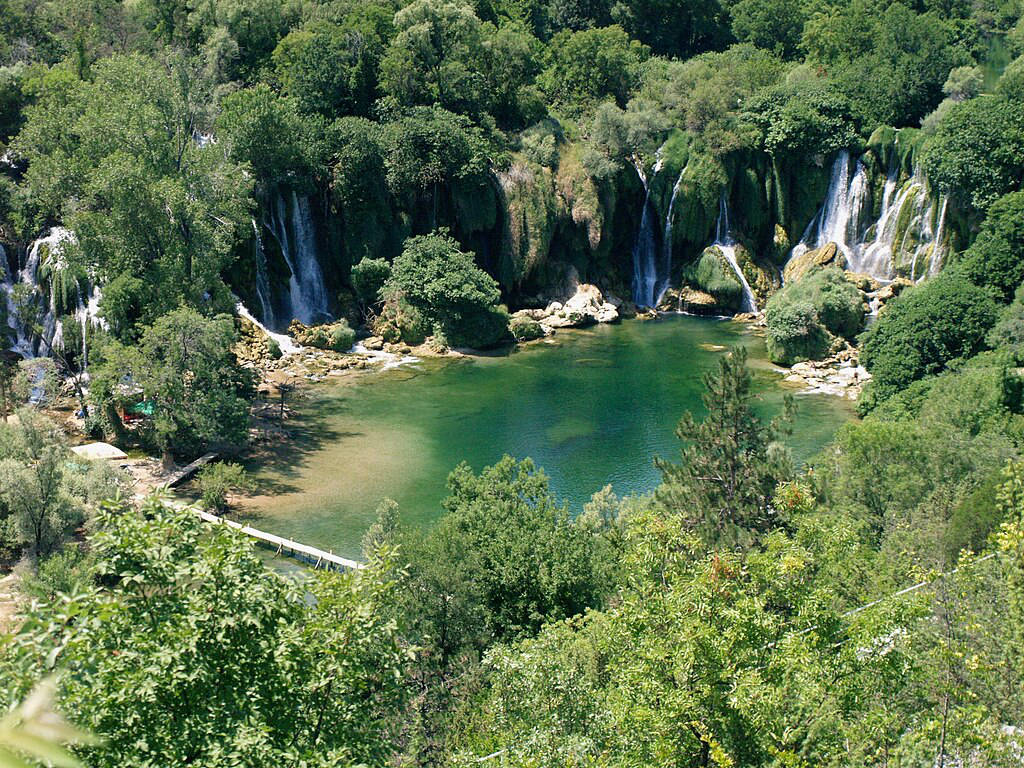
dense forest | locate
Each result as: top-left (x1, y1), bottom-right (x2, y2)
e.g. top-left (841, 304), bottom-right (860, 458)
top-left (1, 0), bottom-right (1024, 765)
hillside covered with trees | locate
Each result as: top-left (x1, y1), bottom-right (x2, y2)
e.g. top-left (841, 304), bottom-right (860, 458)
top-left (1, 0), bottom-right (1024, 766)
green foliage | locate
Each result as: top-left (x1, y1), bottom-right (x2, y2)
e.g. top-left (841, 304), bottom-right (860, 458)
top-left (958, 190), bottom-right (1024, 301)
top-left (860, 273), bottom-right (999, 409)
top-left (350, 256), bottom-right (391, 307)
top-left (765, 266), bottom-right (864, 364)
top-left (383, 106), bottom-right (492, 202)
top-left (197, 461), bottom-right (251, 514)
top-left (685, 247), bottom-right (742, 310)
top-left (923, 94), bottom-right (1024, 215)
top-left (0, 496), bottom-right (410, 767)
top-left (765, 300), bottom-right (830, 364)
top-left (746, 78), bottom-right (860, 159)
top-left (402, 456), bottom-right (601, 655)
top-left (656, 346), bottom-right (795, 549)
top-left (610, 0), bottom-right (729, 58)
top-left (508, 314), bottom-right (544, 341)
top-left (537, 25), bottom-right (646, 110)
top-left (382, 231), bottom-right (508, 348)
top-left (15, 56), bottom-right (251, 332)
top-left (730, 0), bottom-right (806, 58)
top-left (293, 320), bottom-right (357, 352)
top-left (638, 45), bottom-right (785, 156)
top-left (0, 409), bottom-right (120, 559)
top-left (380, 0), bottom-right (490, 116)
top-left (996, 53), bottom-right (1024, 101)
top-left (272, 18), bottom-right (384, 119)
top-left (461, 509), bottom-right (922, 766)
top-left (216, 84), bottom-right (311, 188)
top-left (91, 308), bottom-right (253, 459)
top-left (803, 2), bottom-right (961, 127)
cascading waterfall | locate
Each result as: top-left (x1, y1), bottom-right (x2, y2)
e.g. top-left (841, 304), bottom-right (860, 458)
top-left (250, 219), bottom-right (276, 329)
top-left (268, 192), bottom-right (329, 326)
top-left (235, 301), bottom-right (301, 356)
top-left (1, 228), bottom-right (106, 358)
top-left (713, 196), bottom-right (758, 314)
top-left (788, 152), bottom-right (949, 282)
top-left (790, 150), bottom-right (869, 265)
top-left (631, 150), bottom-right (664, 308)
top-left (657, 165), bottom-right (687, 309)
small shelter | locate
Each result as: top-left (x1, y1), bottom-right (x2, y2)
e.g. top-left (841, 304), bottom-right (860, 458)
top-left (70, 442), bottom-right (128, 461)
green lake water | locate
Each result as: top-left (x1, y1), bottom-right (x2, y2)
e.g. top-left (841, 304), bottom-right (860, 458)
top-left (242, 315), bottom-right (854, 559)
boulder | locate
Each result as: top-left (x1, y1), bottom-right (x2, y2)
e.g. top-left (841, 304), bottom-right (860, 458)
top-left (533, 283), bottom-right (620, 333)
top-left (674, 287), bottom-right (723, 315)
top-left (783, 242), bottom-right (846, 284)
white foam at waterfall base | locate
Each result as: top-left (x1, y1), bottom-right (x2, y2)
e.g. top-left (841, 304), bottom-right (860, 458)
top-left (713, 197), bottom-right (759, 315)
top-left (350, 341), bottom-right (419, 372)
top-left (236, 301), bottom-right (301, 356)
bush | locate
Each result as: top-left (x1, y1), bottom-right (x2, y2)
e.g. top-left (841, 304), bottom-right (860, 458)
top-left (763, 267), bottom-right (864, 365)
top-left (351, 257), bottom-right (391, 308)
top-left (197, 462), bottom-right (252, 515)
top-left (859, 272), bottom-right (999, 409)
top-left (382, 232), bottom-right (509, 348)
top-left (685, 248), bottom-right (742, 311)
top-left (329, 322), bottom-right (356, 352)
top-left (509, 315), bottom-right (544, 342)
top-left (292, 320), bottom-right (356, 352)
top-left (765, 301), bottom-right (829, 365)
top-left (987, 295), bottom-right (1024, 361)
top-left (958, 190), bottom-right (1024, 302)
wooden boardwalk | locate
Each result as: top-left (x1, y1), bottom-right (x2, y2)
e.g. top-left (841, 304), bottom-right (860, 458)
top-left (195, 510), bottom-right (363, 571)
top-left (167, 453), bottom-right (219, 488)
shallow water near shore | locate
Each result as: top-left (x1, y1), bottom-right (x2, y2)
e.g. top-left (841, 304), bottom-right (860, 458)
top-left (241, 315), bottom-right (854, 559)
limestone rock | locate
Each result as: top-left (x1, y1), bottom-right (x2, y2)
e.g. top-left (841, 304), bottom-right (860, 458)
top-left (526, 283), bottom-right (621, 333)
top-left (783, 242), bottom-right (846, 284)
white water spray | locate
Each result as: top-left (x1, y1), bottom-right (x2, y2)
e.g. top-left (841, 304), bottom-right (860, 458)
top-left (236, 301), bottom-right (301, 356)
top-left (269, 193), bottom-right (329, 326)
top-left (631, 148), bottom-right (665, 308)
top-left (713, 196), bottom-right (758, 315)
top-left (788, 152), bottom-right (948, 281)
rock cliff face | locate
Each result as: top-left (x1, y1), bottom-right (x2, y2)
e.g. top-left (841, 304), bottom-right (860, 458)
top-left (216, 128), bottom-right (959, 333)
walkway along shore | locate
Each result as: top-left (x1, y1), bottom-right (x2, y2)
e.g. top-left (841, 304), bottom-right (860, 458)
top-left (194, 509), bottom-right (363, 572)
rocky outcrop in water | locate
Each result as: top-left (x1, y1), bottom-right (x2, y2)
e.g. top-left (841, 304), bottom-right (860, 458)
top-left (513, 283), bottom-right (620, 335)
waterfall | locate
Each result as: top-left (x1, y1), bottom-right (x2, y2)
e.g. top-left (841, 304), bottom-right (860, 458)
top-left (235, 301), bottom-right (301, 356)
top-left (269, 192), bottom-right (329, 326)
top-left (1, 228), bottom-right (105, 359)
top-left (658, 165), bottom-right (687, 309)
top-left (251, 219), bottom-right (275, 329)
top-left (790, 150), bottom-right (869, 265)
top-left (788, 152), bottom-right (948, 281)
top-left (631, 151), bottom-right (665, 308)
top-left (713, 196), bottom-right (758, 314)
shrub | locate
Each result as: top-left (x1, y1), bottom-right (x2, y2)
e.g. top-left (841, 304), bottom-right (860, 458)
top-left (765, 301), bottom-right (829, 365)
top-left (859, 272), bottom-right (999, 409)
top-left (382, 232), bottom-right (509, 348)
top-left (685, 248), bottom-right (742, 311)
top-left (329, 322), bottom-right (356, 352)
top-left (509, 315), bottom-right (545, 342)
top-left (763, 267), bottom-right (864, 365)
top-left (351, 257), bottom-right (391, 308)
top-left (197, 462), bottom-right (252, 515)
top-left (958, 190), bottom-right (1024, 302)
